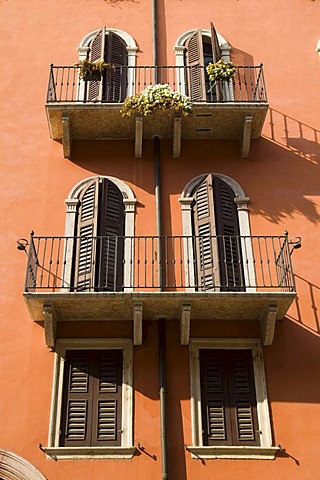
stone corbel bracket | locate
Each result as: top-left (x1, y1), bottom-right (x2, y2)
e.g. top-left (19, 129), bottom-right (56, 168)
top-left (135, 115), bottom-right (143, 158)
top-left (43, 303), bottom-right (57, 349)
top-left (62, 115), bottom-right (72, 159)
top-left (173, 114), bottom-right (182, 158)
top-left (180, 302), bottom-right (191, 345)
top-left (259, 302), bottom-right (278, 346)
top-left (133, 302), bottom-right (143, 345)
top-left (240, 115), bottom-right (253, 158)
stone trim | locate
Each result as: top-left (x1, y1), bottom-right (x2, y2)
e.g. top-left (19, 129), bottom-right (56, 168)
top-left (189, 338), bottom-right (274, 455)
top-left (47, 339), bottom-right (133, 458)
top-left (0, 449), bottom-right (46, 480)
top-left (180, 174), bottom-right (256, 291)
top-left (64, 176), bottom-right (136, 291)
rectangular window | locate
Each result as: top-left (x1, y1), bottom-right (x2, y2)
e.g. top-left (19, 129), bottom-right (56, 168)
top-left (60, 350), bottom-right (123, 447)
top-left (45, 339), bottom-right (134, 460)
top-left (188, 339), bottom-right (279, 459)
top-left (199, 349), bottom-right (259, 446)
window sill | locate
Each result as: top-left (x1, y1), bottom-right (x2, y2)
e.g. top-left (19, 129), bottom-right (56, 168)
top-left (186, 446), bottom-right (280, 460)
top-left (44, 446), bottom-right (136, 460)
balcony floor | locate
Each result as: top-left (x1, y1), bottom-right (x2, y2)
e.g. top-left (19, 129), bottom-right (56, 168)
top-left (46, 102), bottom-right (268, 158)
top-left (24, 290), bottom-right (295, 348)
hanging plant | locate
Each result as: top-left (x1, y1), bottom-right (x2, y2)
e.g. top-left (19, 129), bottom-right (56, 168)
top-left (74, 59), bottom-right (114, 80)
top-left (206, 59), bottom-right (236, 82)
top-left (121, 84), bottom-right (192, 117)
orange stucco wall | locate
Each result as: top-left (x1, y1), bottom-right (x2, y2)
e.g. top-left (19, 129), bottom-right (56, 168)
top-left (1, 0), bottom-right (320, 479)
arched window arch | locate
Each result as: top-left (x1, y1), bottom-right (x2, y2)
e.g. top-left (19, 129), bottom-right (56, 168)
top-left (179, 173), bottom-right (256, 292)
top-left (174, 24), bottom-right (233, 101)
top-left (64, 176), bottom-right (136, 292)
top-left (77, 27), bottom-right (138, 101)
top-left (0, 449), bottom-right (46, 480)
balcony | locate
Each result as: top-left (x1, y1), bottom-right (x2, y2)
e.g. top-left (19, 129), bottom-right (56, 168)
top-left (46, 65), bottom-right (268, 158)
top-left (22, 234), bottom-right (295, 348)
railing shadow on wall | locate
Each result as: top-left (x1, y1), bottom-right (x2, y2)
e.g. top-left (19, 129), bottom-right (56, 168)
top-left (286, 273), bottom-right (320, 335)
top-left (268, 108), bottom-right (320, 164)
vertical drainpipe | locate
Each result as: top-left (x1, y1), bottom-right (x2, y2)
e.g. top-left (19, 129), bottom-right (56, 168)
top-left (153, 1), bottom-right (168, 480)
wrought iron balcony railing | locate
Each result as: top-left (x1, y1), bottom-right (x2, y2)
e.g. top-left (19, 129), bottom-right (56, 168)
top-left (24, 234), bottom-right (294, 293)
top-left (46, 65), bottom-right (267, 104)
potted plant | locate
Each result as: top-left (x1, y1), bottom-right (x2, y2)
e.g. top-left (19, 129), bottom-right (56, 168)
top-left (74, 59), bottom-right (114, 81)
top-left (206, 59), bottom-right (236, 83)
top-left (121, 84), bottom-right (192, 116)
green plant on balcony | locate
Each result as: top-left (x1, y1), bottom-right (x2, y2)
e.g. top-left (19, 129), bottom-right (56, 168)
top-left (74, 59), bottom-right (114, 80)
top-left (121, 84), bottom-right (192, 116)
top-left (206, 59), bottom-right (236, 82)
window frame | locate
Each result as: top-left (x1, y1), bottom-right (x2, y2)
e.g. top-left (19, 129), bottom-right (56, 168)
top-left (45, 338), bottom-right (135, 460)
top-left (188, 338), bottom-right (279, 459)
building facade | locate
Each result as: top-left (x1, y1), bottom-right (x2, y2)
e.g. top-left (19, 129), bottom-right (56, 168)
top-left (1, 1), bottom-right (320, 479)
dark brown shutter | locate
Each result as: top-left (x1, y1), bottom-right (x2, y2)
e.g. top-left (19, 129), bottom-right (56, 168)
top-left (60, 350), bottom-right (123, 447)
top-left (88, 27), bottom-right (106, 102)
top-left (213, 177), bottom-right (244, 290)
top-left (74, 178), bottom-right (99, 291)
top-left (193, 175), bottom-right (220, 290)
top-left (200, 350), bottom-right (259, 447)
top-left (210, 22), bottom-right (223, 101)
top-left (185, 30), bottom-right (206, 101)
top-left (228, 350), bottom-right (259, 445)
top-left (96, 179), bottom-right (125, 291)
top-left (60, 352), bottom-right (91, 447)
top-left (91, 351), bottom-right (123, 446)
top-left (104, 32), bottom-right (127, 102)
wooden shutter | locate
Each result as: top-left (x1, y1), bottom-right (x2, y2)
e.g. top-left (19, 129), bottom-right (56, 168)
top-left (200, 350), bottom-right (259, 447)
top-left (96, 179), bottom-right (125, 291)
top-left (60, 350), bottom-right (123, 447)
top-left (213, 177), bottom-right (244, 290)
top-left (91, 350), bottom-right (123, 446)
top-left (60, 352), bottom-right (91, 446)
top-left (88, 27), bottom-right (106, 102)
top-left (186, 30), bottom-right (206, 101)
top-left (193, 175), bottom-right (220, 290)
top-left (74, 178), bottom-right (99, 291)
top-left (210, 22), bottom-right (223, 101)
top-left (104, 32), bottom-right (127, 102)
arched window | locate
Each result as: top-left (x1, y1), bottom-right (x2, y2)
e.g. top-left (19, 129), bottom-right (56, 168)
top-left (174, 24), bottom-right (232, 102)
top-left (179, 174), bottom-right (256, 292)
top-left (65, 176), bottom-right (136, 292)
top-left (77, 27), bottom-right (138, 102)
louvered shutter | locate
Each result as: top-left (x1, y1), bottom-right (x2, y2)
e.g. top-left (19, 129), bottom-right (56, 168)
top-left (200, 350), bottom-right (232, 446)
top-left (60, 350), bottom-right (123, 447)
top-left (74, 178), bottom-right (99, 291)
top-left (213, 177), bottom-right (244, 291)
top-left (228, 350), bottom-right (259, 446)
top-left (104, 32), bottom-right (127, 102)
top-left (193, 175), bottom-right (220, 290)
top-left (186, 30), bottom-right (206, 101)
top-left (210, 22), bottom-right (223, 101)
top-left (88, 27), bottom-right (106, 102)
top-left (60, 352), bottom-right (91, 447)
top-left (96, 179), bottom-right (125, 291)
top-left (200, 350), bottom-right (259, 447)
top-left (91, 350), bottom-right (123, 446)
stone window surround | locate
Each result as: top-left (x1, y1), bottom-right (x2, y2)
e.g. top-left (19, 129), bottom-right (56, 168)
top-left (0, 449), bottom-right (46, 480)
top-left (187, 338), bottom-right (279, 460)
top-left (179, 173), bottom-right (256, 291)
top-left (45, 338), bottom-right (135, 460)
top-left (77, 28), bottom-right (138, 98)
top-left (174, 29), bottom-right (233, 99)
top-left (64, 175), bottom-right (136, 292)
